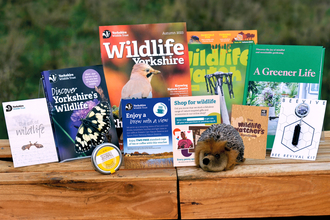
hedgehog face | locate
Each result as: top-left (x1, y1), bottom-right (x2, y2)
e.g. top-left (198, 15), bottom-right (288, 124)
top-left (199, 149), bottom-right (228, 172)
top-left (195, 139), bottom-right (240, 172)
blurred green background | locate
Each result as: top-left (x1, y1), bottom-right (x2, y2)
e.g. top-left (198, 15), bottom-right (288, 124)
top-left (1, 0), bottom-right (330, 138)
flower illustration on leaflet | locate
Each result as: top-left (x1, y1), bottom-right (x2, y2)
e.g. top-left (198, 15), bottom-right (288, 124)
top-left (71, 99), bottom-right (100, 128)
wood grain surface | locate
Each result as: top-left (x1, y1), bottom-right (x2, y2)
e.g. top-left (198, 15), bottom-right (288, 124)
top-left (177, 132), bottom-right (330, 219)
top-left (0, 139), bottom-right (11, 158)
top-left (0, 157), bottom-right (178, 219)
top-left (1, 132), bottom-right (330, 219)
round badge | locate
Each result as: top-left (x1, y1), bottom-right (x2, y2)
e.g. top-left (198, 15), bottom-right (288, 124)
top-left (91, 143), bottom-right (122, 174)
top-left (153, 102), bottom-right (168, 117)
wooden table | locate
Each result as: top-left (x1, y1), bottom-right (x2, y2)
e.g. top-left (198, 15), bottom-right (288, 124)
top-left (1, 132), bottom-right (330, 219)
top-left (0, 140), bottom-right (177, 219)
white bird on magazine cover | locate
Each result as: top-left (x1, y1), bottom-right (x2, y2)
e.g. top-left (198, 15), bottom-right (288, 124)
top-left (119, 63), bottom-right (161, 118)
top-left (121, 63), bottom-right (161, 99)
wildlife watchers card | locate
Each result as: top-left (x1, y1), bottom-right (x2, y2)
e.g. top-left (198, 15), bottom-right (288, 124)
top-left (231, 104), bottom-right (269, 159)
top-left (2, 98), bottom-right (58, 167)
top-left (99, 22), bottom-right (192, 149)
top-left (121, 95), bottom-right (221, 168)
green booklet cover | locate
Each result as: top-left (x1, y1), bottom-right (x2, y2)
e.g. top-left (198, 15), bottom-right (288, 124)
top-left (243, 44), bottom-right (325, 149)
top-left (188, 30), bottom-right (257, 123)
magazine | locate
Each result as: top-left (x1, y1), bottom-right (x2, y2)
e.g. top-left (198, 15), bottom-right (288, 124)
top-left (243, 44), bottom-right (325, 149)
top-left (41, 65), bottom-right (119, 161)
top-left (2, 98), bottom-right (58, 167)
top-left (99, 22), bottom-right (192, 150)
top-left (187, 30), bottom-right (257, 123)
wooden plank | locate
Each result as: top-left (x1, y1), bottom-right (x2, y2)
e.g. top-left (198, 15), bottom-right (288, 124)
top-left (178, 161), bottom-right (330, 179)
top-left (0, 159), bottom-right (178, 219)
top-left (0, 139), bottom-right (11, 158)
top-left (0, 159), bottom-right (177, 183)
top-left (0, 179), bottom-right (177, 220)
top-left (179, 174), bottom-right (330, 219)
top-left (178, 136), bottom-right (330, 219)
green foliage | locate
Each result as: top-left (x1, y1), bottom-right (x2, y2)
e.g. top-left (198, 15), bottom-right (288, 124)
top-left (1, 0), bottom-right (330, 138)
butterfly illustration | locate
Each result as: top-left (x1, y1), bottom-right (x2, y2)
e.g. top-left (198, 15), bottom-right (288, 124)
top-left (74, 102), bottom-right (111, 153)
top-left (22, 141), bottom-right (44, 150)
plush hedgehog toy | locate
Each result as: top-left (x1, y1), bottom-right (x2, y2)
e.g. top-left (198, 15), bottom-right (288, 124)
top-left (195, 124), bottom-right (245, 172)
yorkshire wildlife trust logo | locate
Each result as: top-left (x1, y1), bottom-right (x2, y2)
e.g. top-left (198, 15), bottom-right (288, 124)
top-left (5, 104), bottom-right (25, 112)
top-left (49, 73), bottom-right (58, 83)
top-left (125, 103), bottom-right (133, 111)
top-left (5, 105), bottom-right (12, 112)
top-left (261, 109), bottom-right (267, 116)
top-left (103, 30), bottom-right (111, 39)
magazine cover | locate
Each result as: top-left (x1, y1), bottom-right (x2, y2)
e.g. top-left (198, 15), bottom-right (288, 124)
top-left (2, 98), bottom-right (58, 167)
top-left (121, 95), bottom-right (221, 168)
top-left (271, 98), bottom-right (326, 160)
top-left (41, 65), bottom-right (119, 161)
top-left (99, 22), bottom-right (192, 150)
top-left (243, 44), bottom-right (325, 149)
top-left (231, 104), bottom-right (269, 159)
top-left (187, 30), bottom-right (257, 123)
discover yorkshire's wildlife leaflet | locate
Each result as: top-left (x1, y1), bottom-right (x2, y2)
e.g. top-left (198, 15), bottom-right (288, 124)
top-left (41, 65), bottom-right (119, 161)
top-left (243, 44), bottom-right (325, 149)
top-left (2, 98), bottom-right (58, 167)
top-left (99, 23), bottom-right (192, 150)
top-left (187, 30), bottom-right (257, 123)
top-left (231, 104), bottom-right (269, 159)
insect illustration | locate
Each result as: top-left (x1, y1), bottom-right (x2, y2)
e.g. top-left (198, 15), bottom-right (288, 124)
top-left (22, 141), bottom-right (33, 150)
top-left (33, 142), bottom-right (44, 148)
top-left (74, 102), bottom-right (111, 153)
top-left (22, 141), bottom-right (44, 150)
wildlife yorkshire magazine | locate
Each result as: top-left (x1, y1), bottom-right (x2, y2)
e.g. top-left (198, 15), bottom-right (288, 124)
top-left (99, 22), bottom-right (192, 150)
top-left (41, 65), bottom-right (119, 162)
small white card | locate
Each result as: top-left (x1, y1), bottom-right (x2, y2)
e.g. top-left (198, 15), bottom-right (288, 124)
top-left (3, 98), bottom-right (59, 167)
top-left (270, 98), bottom-right (326, 161)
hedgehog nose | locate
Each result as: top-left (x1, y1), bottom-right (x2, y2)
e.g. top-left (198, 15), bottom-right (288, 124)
top-left (203, 158), bottom-right (210, 165)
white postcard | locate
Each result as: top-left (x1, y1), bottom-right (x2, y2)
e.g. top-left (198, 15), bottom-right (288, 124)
top-left (3, 98), bottom-right (59, 167)
top-left (270, 98), bottom-right (326, 161)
